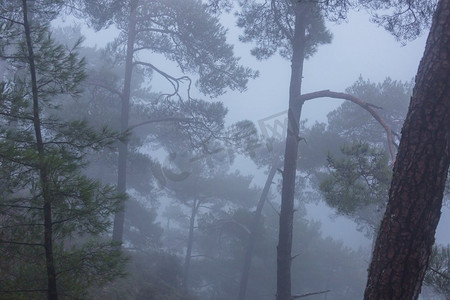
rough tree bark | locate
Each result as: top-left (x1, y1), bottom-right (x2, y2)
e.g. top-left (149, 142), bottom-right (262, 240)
top-left (364, 0), bottom-right (450, 298)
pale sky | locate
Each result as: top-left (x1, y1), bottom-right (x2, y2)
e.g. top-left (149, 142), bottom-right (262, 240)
top-left (219, 10), bottom-right (427, 126)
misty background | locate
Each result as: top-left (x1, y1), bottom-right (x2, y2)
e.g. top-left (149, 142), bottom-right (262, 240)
top-left (63, 9), bottom-right (449, 250)
top-left (2, 1), bottom-right (448, 299)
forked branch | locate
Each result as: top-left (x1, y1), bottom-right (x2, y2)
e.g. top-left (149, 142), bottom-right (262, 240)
top-left (134, 60), bottom-right (192, 99)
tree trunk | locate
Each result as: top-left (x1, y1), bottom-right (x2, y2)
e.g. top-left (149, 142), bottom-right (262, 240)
top-left (112, 0), bottom-right (137, 242)
top-left (277, 4), bottom-right (308, 300)
top-left (182, 199), bottom-right (200, 290)
top-left (22, 1), bottom-right (58, 299)
top-left (239, 162), bottom-right (279, 300)
top-left (364, 0), bottom-right (450, 298)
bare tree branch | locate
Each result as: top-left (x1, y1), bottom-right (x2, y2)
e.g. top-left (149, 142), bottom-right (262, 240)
top-left (297, 90), bottom-right (397, 164)
top-left (134, 60), bottom-right (192, 99)
top-left (0, 15), bottom-right (24, 25)
top-left (430, 267), bottom-right (450, 281)
top-left (292, 289), bottom-right (331, 298)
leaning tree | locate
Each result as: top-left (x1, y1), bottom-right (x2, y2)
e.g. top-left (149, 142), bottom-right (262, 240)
top-left (230, 1), bottom-right (437, 298)
top-left (364, 0), bottom-right (450, 298)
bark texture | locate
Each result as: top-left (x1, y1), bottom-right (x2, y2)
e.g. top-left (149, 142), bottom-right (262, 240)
top-left (364, 0), bottom-right (450, 298)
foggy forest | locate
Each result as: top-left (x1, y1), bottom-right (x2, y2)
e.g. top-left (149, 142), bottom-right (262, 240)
top-left (0, 0), bottom-right (449, 299)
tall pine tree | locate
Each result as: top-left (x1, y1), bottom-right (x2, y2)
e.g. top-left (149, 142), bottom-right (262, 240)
top-left (0, 1), bottom-right (126, 299)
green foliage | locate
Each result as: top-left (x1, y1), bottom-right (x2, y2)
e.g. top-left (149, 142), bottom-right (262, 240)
top-left (57, 240), bottom-right (127, 298)
top-left (363, 0), bottom-right (438, 41)
top-left (316, 77), bottom-right (412, 236)
top-left (50, 33), bottom-right (168, 253)
top-left (235, 0), bottom-right (437, 46)
top-left (321, 142), bottom-right (391, 211)
top-left (76, 0), bottom-right (257, 98)
top-left (236, 1), bottom-right (332, 60)
top-left (327, 77), bottom-right (411, 148)
top-left (318, 77), bottom-right (450, 298)
top-left (319, 142), bottom-right (391, 235)
top-left (0, 3), bottom-right (126, 298)
top-left (53, 33), bottom-right (260, 264)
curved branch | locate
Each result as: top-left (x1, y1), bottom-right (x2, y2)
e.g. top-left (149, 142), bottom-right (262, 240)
top-left (297, 90), bottom-right (397, 164)
top-left (134, 60), bottom-right (192, 99)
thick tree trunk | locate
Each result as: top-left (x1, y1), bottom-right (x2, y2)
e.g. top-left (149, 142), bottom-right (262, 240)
top-left (182, 199), bottom-right (200, 290)
top-left (364, 0), bottom-right (450, 299)
top-left (112, 0), bottom-right (137, 242)
top-left (22, 1), bottom-right (58, 299)
top-left (239, 162), bottom-right (279, 300)
top-left (277, 4), bottom-right (308, 300)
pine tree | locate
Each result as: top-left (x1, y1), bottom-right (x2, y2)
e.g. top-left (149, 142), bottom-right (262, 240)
top-left (72, 0), bottom-right (258, 243)
top-left (364, 0), bottom-right (450, 297)
top-left (0, 1), bottom-right (126, 299)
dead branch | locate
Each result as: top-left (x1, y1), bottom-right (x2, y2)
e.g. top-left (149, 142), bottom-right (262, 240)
top-left (292, 289), bottom-right (331, 298)
top-left (134, 60), bottom-right (192, 99)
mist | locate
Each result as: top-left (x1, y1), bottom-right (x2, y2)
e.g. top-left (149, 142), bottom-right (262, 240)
top-left (1, 1), bottom-right (448, 300)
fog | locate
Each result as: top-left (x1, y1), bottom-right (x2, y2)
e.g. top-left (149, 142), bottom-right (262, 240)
top-left (75, 6), bottom-right (450, 295)
top-left (1, 1), bottom-right (449, 299)
top-left (75, 8), bottom-right (450, 249)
